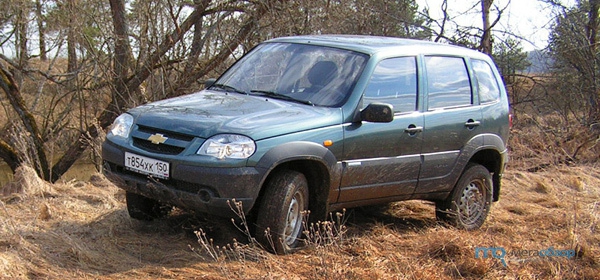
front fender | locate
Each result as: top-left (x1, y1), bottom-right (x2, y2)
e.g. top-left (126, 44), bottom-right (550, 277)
top-left (255, 141), bottom-right (337, 173)
top-left (255, 141), bottom-right (340, 221)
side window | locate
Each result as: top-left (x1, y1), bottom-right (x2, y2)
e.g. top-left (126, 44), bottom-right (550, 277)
top-left (363, 57), bottom-right (417, 113)
top-left (425, 56), bottom-right (472, 109)
top-left (472, 59), bottom-right (501, 103)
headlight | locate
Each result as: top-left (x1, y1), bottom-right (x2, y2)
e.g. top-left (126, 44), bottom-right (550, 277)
top-left (197, 134), bottom-right (256, 159)
top-left (109, 113), bottom-right (133, 138)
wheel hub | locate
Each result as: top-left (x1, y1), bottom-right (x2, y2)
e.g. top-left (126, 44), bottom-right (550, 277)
top-left (284, 192), bottom-right (304, 245)
top-left (458, 181), bottom-right (485, 225)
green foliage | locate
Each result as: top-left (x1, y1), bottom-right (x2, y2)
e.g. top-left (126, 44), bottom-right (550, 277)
top-left (492, 37), bottom-right (530, 83)
top-left (547, 0), bottom-right (600, 124)
top-left (254, 0), bottom-right (430, 43)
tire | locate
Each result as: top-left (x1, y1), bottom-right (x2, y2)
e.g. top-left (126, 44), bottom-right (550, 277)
top-left (125, 191), bottom-right (170, 221)
top-left (255, 170), bottom-right (309, 255)
top-left (435, 163), bottom-right (492, 230)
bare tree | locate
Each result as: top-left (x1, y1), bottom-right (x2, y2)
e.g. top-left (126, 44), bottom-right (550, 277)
top-left (548, 0), bottom-right (600, 124)
top-left (35, 0), bottom-right (47, 61)
top-left (586, 0), bottom-right (599, 121)
top-left (66, 0), bottom-right (78, 74)
top-left (0, 63), bottom-right (50, 180)
top-left (0, 0), bottom-right (431, 182)
top-left (480, 0), bottom-right (493, 54)
top-left (0, 0), bottom-right (276, 181)
top-left (50, 0), bottom-right (274, 182)
top-left (419, 0), bottom-right (508, 51)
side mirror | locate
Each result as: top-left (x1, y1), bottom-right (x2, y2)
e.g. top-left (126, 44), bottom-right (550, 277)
top-left (360, 103), bottom-right (394, 123)
top-left (204, 78), bottom-right (216, 88)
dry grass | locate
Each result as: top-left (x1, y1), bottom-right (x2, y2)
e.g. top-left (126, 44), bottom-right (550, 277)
top-left (1, 114), bottom-right (600, 279)
top-left (1, 162), bottom-right (599, 279)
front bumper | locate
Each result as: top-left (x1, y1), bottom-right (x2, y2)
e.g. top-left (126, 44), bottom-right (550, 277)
top-left (102, 140), bottom-right (264, 217)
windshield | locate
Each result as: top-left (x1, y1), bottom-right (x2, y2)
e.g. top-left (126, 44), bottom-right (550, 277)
top-left (215, 42), bottom-right (368, 107)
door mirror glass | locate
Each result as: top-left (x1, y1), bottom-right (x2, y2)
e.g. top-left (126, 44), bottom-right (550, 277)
top-left (360, 103), bottom-right (394, 123)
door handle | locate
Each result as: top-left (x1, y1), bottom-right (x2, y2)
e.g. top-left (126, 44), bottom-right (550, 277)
top-left (465, 119), bottom-right (481, 128)
top-left (404, 125), bottom-right (423, 135)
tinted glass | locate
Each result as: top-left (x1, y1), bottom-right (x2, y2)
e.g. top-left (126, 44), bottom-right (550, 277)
top-left (425, 56), bottom-right (472, 109)
top-left (472, 59), bottom-right (501, 103)
top-left (363, 57), bottom-right (417, 113)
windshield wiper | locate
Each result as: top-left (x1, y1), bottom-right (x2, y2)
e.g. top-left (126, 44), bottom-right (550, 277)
top-left (250, 90), bottom-right (313, 106)
top-left (210, 83), bottom-right (248, 95)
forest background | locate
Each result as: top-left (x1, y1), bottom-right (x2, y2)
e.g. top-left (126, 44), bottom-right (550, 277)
top-left (0, 0), bottom-right (599, 279)
top-left (0, 0), bottom-right (598, 182)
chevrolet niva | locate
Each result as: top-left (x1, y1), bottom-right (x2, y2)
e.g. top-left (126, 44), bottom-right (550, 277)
top-left (102, 35), bottom-right (510, 254)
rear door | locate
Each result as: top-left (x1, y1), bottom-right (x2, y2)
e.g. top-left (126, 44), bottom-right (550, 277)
top-left (416, 56), bottom-right (483, 194)
top-left (338, 57), bottom-right (423, 202)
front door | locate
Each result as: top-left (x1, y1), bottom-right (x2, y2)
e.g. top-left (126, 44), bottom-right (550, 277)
top-left (338, 57), bottom-right (423, 203)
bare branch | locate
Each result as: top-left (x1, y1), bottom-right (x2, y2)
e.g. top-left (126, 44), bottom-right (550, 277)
top-left (0, 63), bottom-right (50, 180)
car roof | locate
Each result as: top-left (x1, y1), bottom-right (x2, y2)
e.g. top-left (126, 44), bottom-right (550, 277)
top-left (265, 35), bottom-right (490, 60)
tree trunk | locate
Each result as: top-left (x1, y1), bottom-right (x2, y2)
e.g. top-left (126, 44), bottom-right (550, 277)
top-left (586, 0), bottom-right (600, 122)
top-left (14, 3), bottom-right (28, 84)
top-left (108, 0), bottom-right (133, 111)
top-left (480, 0), bottom-right (493, 55)
top-left (35, 0), bottom-right (47, 61)
top-left (0, 139), bottom-right (20, 172)
top-left (67, 0), bottom-right (78, 73)
top-left (0, 63), bottom-right (50, 180)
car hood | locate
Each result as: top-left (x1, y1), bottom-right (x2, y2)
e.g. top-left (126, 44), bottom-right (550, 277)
top-left (128, 90), bottom-right (343, 140)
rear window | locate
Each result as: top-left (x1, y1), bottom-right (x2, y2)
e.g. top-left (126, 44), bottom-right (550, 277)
top-left (472, 59), bottom-right (501, 103)
top-left (425, 56), bottom-right (472, 109)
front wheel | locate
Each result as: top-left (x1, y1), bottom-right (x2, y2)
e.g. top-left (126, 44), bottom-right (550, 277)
top-left (436, 164), bottom-right (492, 230)
top-left (255, 170), bottom-right (309, 254)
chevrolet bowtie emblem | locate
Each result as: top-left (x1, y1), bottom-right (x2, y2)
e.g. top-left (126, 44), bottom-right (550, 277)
top-left (148, 133), bottom-right (168, 144)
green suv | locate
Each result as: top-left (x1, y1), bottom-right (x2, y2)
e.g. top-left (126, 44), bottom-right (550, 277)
top-left (102, 35), bottom-right (510, 254)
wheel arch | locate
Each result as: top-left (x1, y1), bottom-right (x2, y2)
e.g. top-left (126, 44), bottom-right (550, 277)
top-left (253, 141), bottom-right (337, 222)
top-left (469, 148), bottom-right (503, 201)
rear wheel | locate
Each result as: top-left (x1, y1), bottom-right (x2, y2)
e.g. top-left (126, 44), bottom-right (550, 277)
top-left (255, 170), bottom-right (309, 254)
top-left (125, 191), bottom-right (171, 221)
top-left (436, 163), bottom-right (492, 230)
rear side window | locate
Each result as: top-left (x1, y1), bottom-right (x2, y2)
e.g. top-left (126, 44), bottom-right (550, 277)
top-left (425, 56), bottom-right (472, 109)
top-left (363, 57), bottom-right (417, 113)
top-left (472, 59), bottom-right (501, 103)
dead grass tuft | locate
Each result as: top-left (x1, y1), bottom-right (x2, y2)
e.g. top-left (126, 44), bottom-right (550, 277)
top-left (450, 258), bottom-right (490, 278)
top-left (505, 205), bottom-right (529, 215)
top-left (533, 179), bottom-right (553, 194)
top-left (1, 165), bottom-right (54, 198)
top-left (424, 237), bottom-right (468, 262)
top-left (566, 175), bottom-right (585, 191)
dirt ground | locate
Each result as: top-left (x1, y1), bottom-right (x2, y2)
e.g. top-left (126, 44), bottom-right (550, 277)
top-left (1, 162), bottom-right (599, 279)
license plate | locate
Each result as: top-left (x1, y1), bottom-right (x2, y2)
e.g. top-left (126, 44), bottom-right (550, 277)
top-left (124, 152), bottom-right (170, 179)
